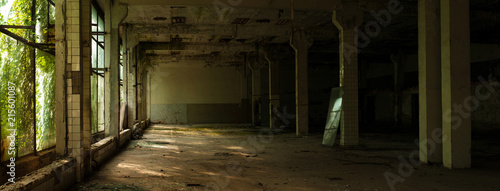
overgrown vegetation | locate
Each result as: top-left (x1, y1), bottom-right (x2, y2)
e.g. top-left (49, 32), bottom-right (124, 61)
top-left (0, 0), bottom-right (55, 161)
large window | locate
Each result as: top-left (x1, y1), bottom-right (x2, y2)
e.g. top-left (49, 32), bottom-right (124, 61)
top-left (91, 3), bottom-right (105, 136)
top-left (0, 0), bottom-right (56, 161)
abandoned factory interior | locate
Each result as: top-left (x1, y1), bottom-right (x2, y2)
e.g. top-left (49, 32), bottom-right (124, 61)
top-left (0, 0), bottom-right (500, 190)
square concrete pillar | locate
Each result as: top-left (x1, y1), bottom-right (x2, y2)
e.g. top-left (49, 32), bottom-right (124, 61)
top-left (127, 46), bottom-right (137, 129)
top-left (55, 0), bottom-right (92, 181)
top-left (121, 25), bottom-right (128, 131)
top-left (266, 54), bottom-right (281, 128)
top-left (339, 28), bottom-right (359, 146)
top-left (81, 0), bottom-right (92, 177)
top-left (418, 0), bottom-right (443, 164)
top-left (54, 0), bottom-right (67, 157)
top-left (147, 73), bottom-right (152, 120)
top-left (333, 2), bottom-right (362, 146)
top-left (252, 65), bottom-right (262, 126)
top-left (136, 51), bottom-right (144, 121)
top-left (441, 0), bottom-right (471, 169)
top-left (140, 68), bottom-right (149, 121)
top-left (104, 1), bottom-right (126, 138)
top-left (333, 3), bottom-right (362, 146)
top-left (291, 29), bottom-right (312, 136)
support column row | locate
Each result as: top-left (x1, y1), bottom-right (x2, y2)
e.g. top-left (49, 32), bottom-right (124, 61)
top-left (418, 0), bottom-right (471, 169)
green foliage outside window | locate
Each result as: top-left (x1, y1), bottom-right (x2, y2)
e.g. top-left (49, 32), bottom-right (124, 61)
top-left (0, 0), bottom-right (55, 161)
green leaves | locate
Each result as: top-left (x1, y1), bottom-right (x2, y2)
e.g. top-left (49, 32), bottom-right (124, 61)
top-left (0, 0), bottom-right (55, 160)
top-left (0, 14), bottom-right (4, 25)
top-left (0, 0), bottom-right (8, 7)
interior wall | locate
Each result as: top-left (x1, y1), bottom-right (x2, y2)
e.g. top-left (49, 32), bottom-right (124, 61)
top-left (469, 43), bottom-right (500, 131)
top-left (150, 63), bottom-right (249, 124)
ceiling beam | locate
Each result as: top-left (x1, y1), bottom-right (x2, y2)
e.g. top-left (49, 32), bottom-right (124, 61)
top-left (132, 24), bottom-right (291, 38)
top-left (140, 42), bottom-right (256, 52)
top-left (148, 54), bottom-right (245, 63)
top-left (132, 24), bottom-right (336, 43)
top-left (123, 0), bottom-right (340, 11)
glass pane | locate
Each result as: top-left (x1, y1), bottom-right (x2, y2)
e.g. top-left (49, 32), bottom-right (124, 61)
top-left (92, 6), bottom-right (97, 32)
top-left (92, 40), bottom-right (97, 68)
top-left (91, 74), bottom-right (98, 134)
top-left (0, 46), bottom-right (35, 159)
top-left (15, 48), bottom-right (35, 158)
top-left (35, 50), bottom-right (56, 151)
top-left (98, 16), bottom-right (104, 32)
top-left (98, 35), bottom-right (104, 42)
top-left (49, 3), bottom-right (55, 24)
top-left (35, 0), bottom-right (50, 44)
top-left (98, 46), bottom-right (105, 68)
top-left (98, 76), bottom-right (105, 132)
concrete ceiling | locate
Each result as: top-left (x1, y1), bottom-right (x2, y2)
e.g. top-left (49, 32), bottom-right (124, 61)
top-left (115, 0), bottom-right (500, 65)
top-left (121, 2), bottom-right (338, 66)
top-left (125, 6), bottom-right (336, 43)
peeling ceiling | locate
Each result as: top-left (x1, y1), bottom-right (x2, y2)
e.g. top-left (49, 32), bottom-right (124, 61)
top-left (115, 0), bottom-right (500, 66)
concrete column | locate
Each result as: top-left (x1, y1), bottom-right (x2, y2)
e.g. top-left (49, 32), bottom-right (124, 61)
top-left (121, 25), bottom-right (128, 131)
top-left (54, 0), bottom-right (67, 157)
top-left (418, 0), bottom-right (443, 164)
top-left (290, 29), bottom-right (312, 136)
top-left (333, 2), bottom-right (362, 146)
top-left (126, 29), bottom-right (139, 129)
top-left (56, 0), bottom-right (92, 181)
top-left (65, 0), bottom-right (84, 177)
top-left (104, 1), bottom-right (126, 138)
top-left (441, 0), bottom-right (471, 169)
top-left (140, 67), bottom-right (149, 121)
top-left (265, 53), bottom-right (281, 128)
top-left (127, 46), bottom-right (137, 129)
top-left (340, 28), bottom-right (359, 146)
top-left (136, 48), bottom-right (146, 122)
top-left (146, 72), bottom-right (152, 121)
top-left (81, 0), bottom-right (92, 177)
top-left (136, 50), bottom-right (144, 121)
top-left (251, 63), bottom-right (262, 126)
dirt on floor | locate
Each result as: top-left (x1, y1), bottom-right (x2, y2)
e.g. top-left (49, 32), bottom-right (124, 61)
top-left (69, 124), bottom-right (500, 191)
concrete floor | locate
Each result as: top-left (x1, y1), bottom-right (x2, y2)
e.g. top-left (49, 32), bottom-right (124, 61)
top-left (70, 124), bottom-right (500, 191)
